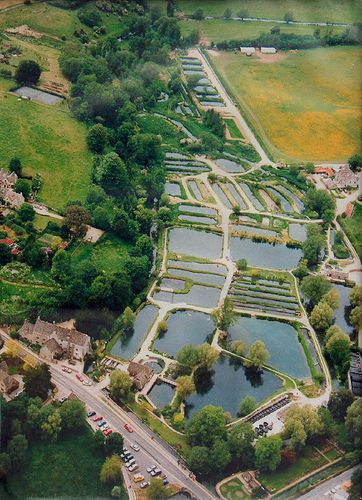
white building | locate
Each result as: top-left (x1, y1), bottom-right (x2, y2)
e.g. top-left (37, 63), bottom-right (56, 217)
top-left (240, 47), bottom-right (255, 56)
top-left (261, 47), bottom-right (277, 54)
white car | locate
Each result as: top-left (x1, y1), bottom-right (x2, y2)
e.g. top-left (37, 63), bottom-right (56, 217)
top-left (130, 443), bottom-right (140, 452)
top-left (128, 463), bottom-right (139, 472)
top-left (146, 465), bottom-right (157, 473)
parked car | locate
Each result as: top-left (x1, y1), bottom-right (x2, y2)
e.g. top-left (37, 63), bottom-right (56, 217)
top-left (130, 443), bottom-right (140, 452)
top-left (93, 416), bottom-right (103, 422)
top-left (87, 410), bottom-right (96, 418)
top-left (150, 468), bottom-right (161, 477)
top-left (128, 464), bottom-right (138, 472)
top-left (98, 420), bottom-right (107, 428)
top-left (76, 373), bottom-right (84, 382)
top-left (124, 423), bottom-right (134, 433)
top-left (133, 474), bottom-right (144, 483)
top-left (101, 424), bottom-right (109, 431)
top-left (127, 459), bottom-right (136, 468)
top-left (140, 481), bottom-right (149, 489)
top-left (146, 465), bottom-right (157, 473)
top-left (104, 429), bottom-right (112, 436)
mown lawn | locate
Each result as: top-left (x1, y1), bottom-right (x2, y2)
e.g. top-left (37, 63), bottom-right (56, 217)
top-left (259, 446), bottom-right (327, 491)
top-left (338, 203), bottom-right (362, 260)
top-left (175, 0), bottom-right (362, 23)
top-left (6, 427), bottom-right (123, 499)
top-left (210, 46), bottom-right (362, 162)
top-left (70, 234), bottom-right (132, 274)
top-left (0, 89), bottom-right (92, 210)
top-left (224, 118), bottom-right (244, 139)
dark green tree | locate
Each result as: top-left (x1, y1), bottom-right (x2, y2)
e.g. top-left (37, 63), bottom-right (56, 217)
top-left (15, 60), bottom-right (41, 84)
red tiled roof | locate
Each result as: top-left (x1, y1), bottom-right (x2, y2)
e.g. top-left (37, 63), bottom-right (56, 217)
top-left (315, 167), bottom-right (335, 177)
top-left (346, 202), bottom-right (354, 218)
top-left (0, 238), bottom-right (14, 245)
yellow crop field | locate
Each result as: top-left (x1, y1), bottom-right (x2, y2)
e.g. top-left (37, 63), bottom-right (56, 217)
top-left (210, 46), bottom-right (362, 162)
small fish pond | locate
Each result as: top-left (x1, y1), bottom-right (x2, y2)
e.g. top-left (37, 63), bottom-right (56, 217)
top-left (168, 227), bottom-right (223, 260)
top-left (110, 304), bottom-right (159, 360)
top-left (185, 354), bottom-right (282, 419)
top-left (215, 158), bottom-right (245, 173)
top-left (153, 310), bottom-right (214, 357)
top-left (178, 214), bottom-right (216, 225)
top-left (230, 237), bottom-right (303, 270)
top-left (289, 223), bottom-right (308, 241)
top-left (148, 381), bottom-right (175, 408)
top-left (179, 204), bottom-right (217, 216)
top-left (153, 284), bottom-right (220, 308)
top-left (332, 283), bottom-right (354, 336)
top-left (165, 182), bottom-right (181, 197)
top-left (227, 316), bottom-right (310, 379)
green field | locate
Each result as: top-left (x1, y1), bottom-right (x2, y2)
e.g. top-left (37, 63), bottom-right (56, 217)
top-left (180, 18), bottom-right (345, 43)
top-left (6, 427), bottom-right (123, 499)
top-left (70, 234), bottom-right (132, 273)
top-left (338, 203), bottom-right (362, 260)
top-left (209, 46), bottom-right (362, 162)
top-left (220, 477), bottom-right (249, 499)
top-left (0, 84), bottom-right (92, 210)
top-left (174, 0), bottom-right (362, 24)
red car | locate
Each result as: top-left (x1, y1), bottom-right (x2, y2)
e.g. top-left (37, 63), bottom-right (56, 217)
top-left (124, 423), bottom-right (134, 433)
top-left (76, 373), bottom-right (84, 383)
top-left (104, 429), bottom-right (112, 436)
top-left (93, 416), bottom-right (103, 422)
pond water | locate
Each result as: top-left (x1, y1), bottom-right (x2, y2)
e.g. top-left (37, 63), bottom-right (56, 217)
top-left (289, 223), bottom-right (308, 241)
top-left (179, 214), bottom-right (216, 225)
top-left (185, 355), bottom-right (282, 419)
top-left (230, 237), bottom-right (303, 270)
top-left (111, 304), bottom-right (159, 360)
top-left (169, 228), bottom-right (223, 259)
top-left (267, 187), bottom-right (293, 212)
top-left (14, 86), bottom-right (63, 105)
top-left (154, 113), bottom-right (196, 140)
top-left (194, 85), bottom-right (217, 94)
top-left (166, 164), bottom-right (208, 173)
top-left (165, 152), bottom-right (190, 159)
top-left (153, 310), bottom-right (214, 357)
top-left (160, 278), bottom-right (186, 290)
top-left (211, 183), bottom-right (233, 208)
top-left (168, 268), bottom-right (226, 286)
top-left (184, 70), bottom-right (205, 75)
top-left (179, 204), bottom-right (217, 215)
top-left (278, 185), bottom-right (304, 212)
top-left (216, 158), bottom-right (245, 173)
top-left (238, 183), bottom-right (265, 211)
top-left (228, 317), bottom-right (310, 379)
top-left (183, 64), bottom-right (203, 70)
top-left (166, 160), bottom-right (205, 166)
top-left (153, 284), bottom-right (220, 308)
top-left (226, 184), bottom-right (247, 209)
top-left (198, 78), bottom-right (211, 85)
top-left (200, 101), bottom-right (225, 107)
top-left (147, 382), bottom-right (175, 408)
top-left (168, 259), bottom-right (227, 275)
top-left (188, 180), bottom-right (203, 201)
top-left (231, 224), bottom-right (278, 238)
top-left (332, 283), bottom-right (354, 336)
top-left (165, 182), bottom-right (181, 197)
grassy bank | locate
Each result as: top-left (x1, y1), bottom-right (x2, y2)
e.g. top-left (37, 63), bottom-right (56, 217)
top-left (338, 204), bottom-right (362, 260)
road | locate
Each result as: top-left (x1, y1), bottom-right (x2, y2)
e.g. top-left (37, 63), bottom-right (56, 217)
top-left (0, 330), bottom-right (216, 500)
top-left (298, 466), bottom-right (358, 500)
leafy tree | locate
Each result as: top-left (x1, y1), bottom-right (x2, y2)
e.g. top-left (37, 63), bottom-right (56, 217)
top-left (302, 224), bottom-right (325, 266)
top-left (305, 162), bottom-right (315, 174)
top-left (197, 343), bottom-right (219, 369)
top-left (129, 133), bottom-right (162, 167)
top-left (117, 307), bottom-right (135, 336)
top-left (255, 435), bottom-right (282, 472)
top-left (301, 275), bottom-right (331, 306)
top-left (328, 389), bottom-right (354, 422)
top-left (284, 12), bottom-right (294, 22)
top-left (348, 153), bottom-right (362, 172)
top-left (176, 375), bottom-right (195, 400)
top-left (350, 305), bottom-right (362, 329)
top-left (94, 152), bottom-right (130, 197)
top-left (0, 453), bottom-right (11, 480)
top-left (17, 202), bottom-right (35, 222)
top-left (41, 408), bottom-right (62, 442)
top-left (15, 60), bottom-right (41, 84)
top-left (203, 109), bottom-right (225, 139)
top-left (211, 439), bottom-right (231, 472)
top-left (7, 434), bottom-right (28, 470)
top-left (135, 234), bottom-right (154, 262)
top-left (245, 341), bottom-right (269, 369)
top-left (325, 328), bottom-right (350, 380)
top-left (59, 399), bottom-right (86, 431)
top-left (303, 188), bottom-right (335, 223)
top-left (283, 405), bottom-right (323, 451)
top-left (212, 298), bottom-right (237, 331)
top-left (230, 340), bottom-right (246, 357)
top-left (228, 422), bottom-right (255, 467)
top-left (238, 396), bottom-right (257, 417)
top-left (14, 179), bottom-right (31, 199)
top-left (0, 243), bottom-right (12, 265)
top-left (9, 157), bottom-right (22, 176)
top-left (105, 432), bottom-right (124, 456)
top-left (51, 249), bottom-right (72, 281)
top-left (140, 61), bottom-right (160, 85)
top-left (321, 288), bottom-right (339, 310)
top-left (24, 364), bottom-right (52, 400)
top-left (148, 477), bottom-right (170, 499)
top-left (348, 467), bottom-right (362, 499)
top-left (177, 344), bottom-right (200, 368)
top-left (224, 8), bottom-right (232, 19)
top-left (63, 205), bottom-right (91, 239)
top-left (78, 9), bottom-right (102, 27)
top-left (192, 8), bottom-right (204, 20)
top-left (100, 455), bottom-right (122, 485)
top-left (310, 302), bottom-right (334, 330)
top-left (236, 258), bottom-right (248, 271)
top-left (186, 405), bottom-right (227, 447)
top-left (87, 124), bottom-right (109, 153)
top-left (109, 370), bottom-right (133, 402)
top-left (238, 9), bottom-right (248, 20)
top-left (188, 446), bottom-right (212, 475)
top-left (350, 285), bottom-right (362, 306)
top-left (93, 429), bottom-right (105, 451)
top-left (345, 399), bottom-right (362, 450)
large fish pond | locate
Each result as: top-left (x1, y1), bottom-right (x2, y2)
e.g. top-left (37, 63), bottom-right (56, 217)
top-left (228, 316), bottom-right (310, 379)
top-left (168, 227), bottom-right (223, 260)
top-left (147, 355), bottom-right (282, 419)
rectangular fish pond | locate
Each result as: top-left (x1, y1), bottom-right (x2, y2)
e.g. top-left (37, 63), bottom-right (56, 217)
top-left (227, 316), bottom-right (310, 379)
top-left (153, 310), bottom-right (215, 357)
top-left (178, 214), bottom-right (216, 225)
top-left (187, 180), bottom-right (203, 201)
top-left (168, 227), bottom-right (223, 260)
top-left (231, 224), bottom-right (278, 238)
top-left (230, 237), bottom-right (303, 270)
top-left (165, 182), bottom-right (182, 197)
top-left (185, 354), bottom-right (282, 420)
top-left (167, 259), bottom-right (227, 275)
top-left (332, 283), bottom-right (354, 336)
top-left (238, 182), bottom-right (265, 211)
top-left (110, 304), bottom-right (159, 360)
top-left (289, 223), bottom-right (308, 242)
top-left (178, 204), bottom-right (217, 216)
top-left (215, 158), bottom-right (245, 173)
top-left (167, 267), bottom-right (226, 286)
top-left (153, 284), bottom-right (220, 308)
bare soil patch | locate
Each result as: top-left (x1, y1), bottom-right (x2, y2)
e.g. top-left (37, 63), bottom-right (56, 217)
top-left (0, 0), bottom-right (24, 9)
top-left (255, 49), bottom-right (288, 63)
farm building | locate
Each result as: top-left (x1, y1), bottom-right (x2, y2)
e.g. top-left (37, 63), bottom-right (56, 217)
top-left (261, 47), bottom-right (277, 54)
top-left (240, 47), bottom-right (255, 56)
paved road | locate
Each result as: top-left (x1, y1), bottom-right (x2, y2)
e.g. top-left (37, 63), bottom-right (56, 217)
top-left (298, 466), bottom-right (358, 500)
top-left (1, 331), bottom-right (216, 500)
